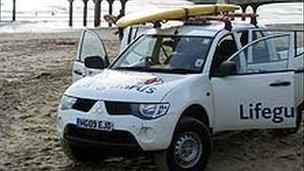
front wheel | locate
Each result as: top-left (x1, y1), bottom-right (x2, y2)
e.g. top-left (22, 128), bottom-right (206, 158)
top-left (155, 117), bottom-right (212, 171)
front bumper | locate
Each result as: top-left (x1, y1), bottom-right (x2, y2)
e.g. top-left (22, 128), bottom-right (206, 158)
top-left (64, 124), bottom-right (143, 153)
top-left (57, 101), bottom-right (178, 151)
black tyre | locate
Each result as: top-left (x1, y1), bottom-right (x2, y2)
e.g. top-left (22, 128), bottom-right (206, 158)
top-left (272, 104), bottom-right (303, 135)
top-left (155, 117), bottom-right (212, 171)
top-left (61, 139), bottom-right (108, 162)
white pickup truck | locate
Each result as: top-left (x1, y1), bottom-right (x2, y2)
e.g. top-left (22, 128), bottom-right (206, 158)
top-left (57, 20), bottom-right (303, 170)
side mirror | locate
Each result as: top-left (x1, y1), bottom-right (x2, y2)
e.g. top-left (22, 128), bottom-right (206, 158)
top-left (84, 56), bottom-right (106, 69)
top-left (215, 61), bottom-right (237, 77)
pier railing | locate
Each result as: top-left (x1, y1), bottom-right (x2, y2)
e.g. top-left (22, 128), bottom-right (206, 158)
top-left (2, 0), bottom-right (128, 27)
top-left (68, 0), bottom-right (127, 27)
top-left (190, 0), bottom-right (303, 14)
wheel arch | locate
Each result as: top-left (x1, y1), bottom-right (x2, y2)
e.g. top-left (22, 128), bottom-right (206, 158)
top-left (298, 101), bottom-right (304, 110)
top-left (179, 104), bottom-right (210, 128)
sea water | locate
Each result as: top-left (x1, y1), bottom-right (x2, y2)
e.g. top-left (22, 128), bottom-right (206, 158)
top-left (0, 0), bottom-right (303, 33)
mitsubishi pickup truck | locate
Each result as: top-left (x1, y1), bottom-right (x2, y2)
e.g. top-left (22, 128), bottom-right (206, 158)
top-left (57, 19), bottom-right (303, 170)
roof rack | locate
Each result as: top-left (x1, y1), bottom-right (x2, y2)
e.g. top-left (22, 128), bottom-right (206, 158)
top-left (184, 13), bottom-right (258, 31)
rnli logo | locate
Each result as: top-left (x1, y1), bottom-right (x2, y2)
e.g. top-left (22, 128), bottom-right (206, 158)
top-left (125, 82), bottom-right (157, 94)
top-left (144, 77), bottom-right (164, 86)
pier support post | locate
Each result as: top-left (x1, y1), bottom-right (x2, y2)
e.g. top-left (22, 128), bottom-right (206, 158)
top-left (94, 0), bottom-right (102, 27)
top-left (241, 5), bottom-right (247, 21)
top-left (0, 0), bottom-right (2, 21)
top-left (120, 0), bottom-right (127, 17)
top-left (12, 0), bottom-right (16, 21)
top-left (68, 0), bottom-right (74, 27)
top-left (251, 4), bottom-right (259, 25)
top-left (83, 0), bottom-right (89, 26)
top-left (251, 4), bottom-right (259, 14)
top-left (107, 0), bottom-right (114, 27)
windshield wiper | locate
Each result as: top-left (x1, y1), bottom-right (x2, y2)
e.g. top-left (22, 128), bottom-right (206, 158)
top-left (114, 66), bottom-right (148, 71)
top-left (114, 67), bottom-right (198, 74)
top-left (167, 68), bottom-right (198, 74)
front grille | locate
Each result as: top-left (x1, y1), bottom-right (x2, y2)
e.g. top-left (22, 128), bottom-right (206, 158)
top-left (104, 101), bottom-right (132, 115)
top-left (64, 124), bottom-right (139, 145)
top-left (72, 98), bottom-right (97, 112)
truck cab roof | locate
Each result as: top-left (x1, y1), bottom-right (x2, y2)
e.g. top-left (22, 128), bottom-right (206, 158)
top-left (146, 21), bottom-right (260, 37)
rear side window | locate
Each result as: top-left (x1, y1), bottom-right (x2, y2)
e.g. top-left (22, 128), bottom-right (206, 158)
top-left (230, 34), bottom-right (290, 74)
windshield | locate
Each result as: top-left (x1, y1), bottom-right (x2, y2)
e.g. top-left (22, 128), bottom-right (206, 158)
top-left (111, 35), bottom-right (212, 74)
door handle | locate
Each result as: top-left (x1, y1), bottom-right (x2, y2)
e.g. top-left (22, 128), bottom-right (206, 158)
top-left (73, 70), bottom-right (83, 75)
top-left (269, 81), bottom-right (291, 87)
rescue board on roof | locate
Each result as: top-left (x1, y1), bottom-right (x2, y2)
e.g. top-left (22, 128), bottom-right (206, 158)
top-left (116, 4), bottom-right (239, 28)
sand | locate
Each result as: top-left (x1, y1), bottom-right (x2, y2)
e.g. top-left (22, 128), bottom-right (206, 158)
top-left (0, 25), bottom-right (303, 170)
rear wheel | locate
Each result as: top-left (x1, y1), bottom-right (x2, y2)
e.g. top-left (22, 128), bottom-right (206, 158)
top-left (155, 117), bottom-right (212, 171)
top-left (61, 139), bottom-right (108, 162)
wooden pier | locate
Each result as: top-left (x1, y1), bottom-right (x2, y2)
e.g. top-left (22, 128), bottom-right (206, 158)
top-left (0, 0), bottom-right (2, 21)
top-left (68, 0), bottom-right (128, 27)
top-left (191, 0), bottom-right (303, 16)
top-left (12, 0), bottom-right (16, 21)
top-left (2, 0), bottom-right (302, 27)
top-left (2, 0), bottom-right (128, 27)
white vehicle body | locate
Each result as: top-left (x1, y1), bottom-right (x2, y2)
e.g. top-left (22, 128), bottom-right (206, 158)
top-left (57, 21), bottom-right (303, 168)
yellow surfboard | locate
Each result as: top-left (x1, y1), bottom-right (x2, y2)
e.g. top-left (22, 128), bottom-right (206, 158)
top-left (116, 4), bottom-right (239, 28)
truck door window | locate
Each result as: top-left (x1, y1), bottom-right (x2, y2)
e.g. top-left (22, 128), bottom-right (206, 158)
top-left (250, 31), bottom-right (272, 63)
top-left (211, 34), bottom-right (238, 75)
top-left (296, 31), bottom-right (304, 56)
top-left (230, 34), bottom-right (290, 74)
top-left (80, 31), bottom-right (106, 62)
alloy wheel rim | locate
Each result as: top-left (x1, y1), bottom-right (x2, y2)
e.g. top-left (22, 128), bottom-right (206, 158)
top-left (174, 132), bottom-right (203, 169)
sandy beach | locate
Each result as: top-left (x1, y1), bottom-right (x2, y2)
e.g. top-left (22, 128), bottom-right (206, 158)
top-left (0, 24), bottom-right (303, 170)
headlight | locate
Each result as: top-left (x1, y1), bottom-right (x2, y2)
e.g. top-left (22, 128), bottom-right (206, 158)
top-left (136, 103), bottom-right (170, 120)
top-left (59, 95), bottom-right (77, 110)
top-left (105, 102), bottom-right (170, 120)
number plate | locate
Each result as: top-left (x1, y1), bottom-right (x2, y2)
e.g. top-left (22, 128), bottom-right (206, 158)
top-left (76, 118), bottom-right (113, 131)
